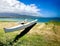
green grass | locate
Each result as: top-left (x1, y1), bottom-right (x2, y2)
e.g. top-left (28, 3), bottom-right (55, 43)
top-left (0, 21), bottom-right (60, 46)
top-left (0, 30), bottom-right (60, 46)
top-left (45, 21), bottom-right (60, 25)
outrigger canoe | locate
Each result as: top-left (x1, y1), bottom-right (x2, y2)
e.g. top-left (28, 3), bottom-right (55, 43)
top-left (4, 19), bottom-right (37, 33)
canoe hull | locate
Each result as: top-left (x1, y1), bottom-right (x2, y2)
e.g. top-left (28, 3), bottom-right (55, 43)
top-left (4, 19), bottom-right (37, 32)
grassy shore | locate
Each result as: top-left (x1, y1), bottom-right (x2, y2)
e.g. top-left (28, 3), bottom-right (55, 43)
top-left (0, 21), bottom-right (60, 46)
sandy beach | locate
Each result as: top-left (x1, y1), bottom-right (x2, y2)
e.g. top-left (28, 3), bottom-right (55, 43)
top-left (0, 22), bottom-right (19, 29)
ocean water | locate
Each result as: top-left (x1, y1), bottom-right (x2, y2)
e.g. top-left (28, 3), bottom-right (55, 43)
top-left (0, 17), bottom-right (60, 22)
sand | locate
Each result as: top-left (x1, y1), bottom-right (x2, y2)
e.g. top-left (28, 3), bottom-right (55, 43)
top-left (0, 22), bottom-right (19, 29)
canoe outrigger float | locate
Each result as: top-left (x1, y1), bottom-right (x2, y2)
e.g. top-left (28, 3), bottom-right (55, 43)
top-left (4, 19), bottom-right (37, 33)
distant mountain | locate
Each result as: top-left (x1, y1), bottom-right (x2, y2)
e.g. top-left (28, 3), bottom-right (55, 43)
top-left (0, 13), bottom-right (21, 18)
top-left (0, 12), bottom-right (60, 19)
top-left (0, 13), bottom-right (39, 18)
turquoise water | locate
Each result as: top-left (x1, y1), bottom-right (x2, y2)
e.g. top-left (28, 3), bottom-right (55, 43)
top-left (0, 17), bottom-right (60, 22)
top-left (0, 18), bottom-right (34, 22)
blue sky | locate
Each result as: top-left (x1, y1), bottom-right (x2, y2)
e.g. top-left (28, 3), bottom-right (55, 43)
top-left (19, 0), bottom-right (60, 17)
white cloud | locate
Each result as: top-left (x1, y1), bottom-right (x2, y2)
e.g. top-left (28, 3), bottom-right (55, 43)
top-left (0, 0), bottom-right (41, 16)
